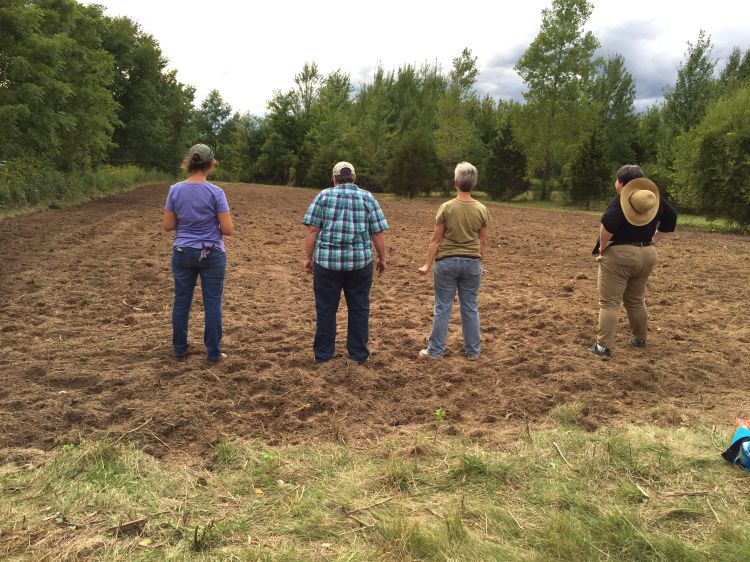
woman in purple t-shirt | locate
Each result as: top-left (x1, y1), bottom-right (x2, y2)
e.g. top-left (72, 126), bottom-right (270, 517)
top-left (163, 144), bottom-right (234, 363)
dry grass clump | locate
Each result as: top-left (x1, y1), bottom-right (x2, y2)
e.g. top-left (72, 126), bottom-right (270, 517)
top-left (1, 423), bottom-right (748, 560)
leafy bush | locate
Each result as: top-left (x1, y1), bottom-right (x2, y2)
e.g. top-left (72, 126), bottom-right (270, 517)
top-left (671, 85), bottom-right (750, 225)
top-left (0, 158), bottom-right (170, 210)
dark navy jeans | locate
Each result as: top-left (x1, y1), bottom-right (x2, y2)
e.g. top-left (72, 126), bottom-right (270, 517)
top-left (313, 262), bottom-right (373, 363)
top-left (171, 246), bottom-right (226, 361)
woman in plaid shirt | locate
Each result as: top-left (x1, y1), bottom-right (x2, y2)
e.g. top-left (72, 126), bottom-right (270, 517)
top-left (302, 162), bottom-right (388, 364)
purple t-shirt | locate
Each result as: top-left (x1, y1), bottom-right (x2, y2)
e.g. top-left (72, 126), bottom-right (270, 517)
top-left (164, 181), bottom-right (230, 252)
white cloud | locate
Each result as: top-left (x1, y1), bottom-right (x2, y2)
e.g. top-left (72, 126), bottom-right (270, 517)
top-left (87, 0), bottom-right (750, 114)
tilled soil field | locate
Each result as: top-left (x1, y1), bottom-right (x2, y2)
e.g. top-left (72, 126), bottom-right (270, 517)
top-left (1, 184), bottom-right (748, 463)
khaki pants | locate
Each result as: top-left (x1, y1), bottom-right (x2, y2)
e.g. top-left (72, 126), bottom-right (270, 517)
top-left (597, 245), bottom-right (658, 349)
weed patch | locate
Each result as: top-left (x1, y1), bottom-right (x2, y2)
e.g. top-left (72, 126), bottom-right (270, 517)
top-left (1, 423), bottom-right (747, 560)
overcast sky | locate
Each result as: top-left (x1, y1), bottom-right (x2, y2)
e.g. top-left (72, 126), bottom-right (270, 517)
top-left (86, 0), bottom-right (750, 115)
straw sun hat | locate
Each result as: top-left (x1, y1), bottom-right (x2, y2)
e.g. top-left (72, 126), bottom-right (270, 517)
top-left (620, 177), bottom-right (660, 226)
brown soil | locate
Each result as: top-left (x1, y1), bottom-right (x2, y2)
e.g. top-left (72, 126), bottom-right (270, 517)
top-left (1, 184), bottom-right (748, 463)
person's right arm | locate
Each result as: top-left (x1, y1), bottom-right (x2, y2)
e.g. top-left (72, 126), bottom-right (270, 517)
top-left (418, 222), bottom-right (445, 275)
top-left (598, 224), bottom-right (614, 255)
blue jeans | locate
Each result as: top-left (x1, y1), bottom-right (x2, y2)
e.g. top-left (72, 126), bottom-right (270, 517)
top-left (313, 262), bottom-right (373, 363)
top-left (427, 257), bottom-right (482, 358)
top-left (171, 246), bottom-right (226, 361)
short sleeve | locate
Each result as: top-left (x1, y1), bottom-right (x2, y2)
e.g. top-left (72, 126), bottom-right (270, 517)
top-left (368, 195), bottom-right (389, 234)
top-left (601, 196), bottom-right (624, 233)
top-left (215, 189), bottom-right (230, 213)
top-left (164, 185), bottom-right (175, 212)
top-left (435, 202), bottom-right (448, 224)
top-left (482, 205), bottom-right (491, 228)
top-left (303, 194), bottom-right (324, 227)
top-left (657, 198), bottom-right (678, 232)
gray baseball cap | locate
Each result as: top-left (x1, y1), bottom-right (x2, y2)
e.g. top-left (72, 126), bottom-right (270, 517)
top-left (188, 144), bottom-right (214, 164)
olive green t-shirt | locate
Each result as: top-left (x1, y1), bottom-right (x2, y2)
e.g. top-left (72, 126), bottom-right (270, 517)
top-left (435, 198), bottom-right (491, 260)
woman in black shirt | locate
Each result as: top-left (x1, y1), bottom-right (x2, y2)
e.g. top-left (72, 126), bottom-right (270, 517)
top-left (590, 164), bottom-right (678, 357)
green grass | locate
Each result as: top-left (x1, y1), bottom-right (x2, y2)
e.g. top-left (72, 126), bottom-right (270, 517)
top-left (0, 162), bottom-right (173, 217)
top-left (478, 191), bottom-right (744, 234)
top-left (386, 188), bottom-right (745, 234)
top-left (1, 422), bottom-right (747, 560)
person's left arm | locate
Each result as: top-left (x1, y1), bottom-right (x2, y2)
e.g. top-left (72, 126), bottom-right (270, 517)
top-left (652, 198), bottom-right (678, 245)
top-left (367, 196), bottom-right (389, 274)
top-left (163, 186), bottom-right (177, 232)
top-left (218, 211), bottom-right (234, 236)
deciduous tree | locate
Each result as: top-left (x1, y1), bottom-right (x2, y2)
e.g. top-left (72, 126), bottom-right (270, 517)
top-left (514, 0), bottom-right (599, 200)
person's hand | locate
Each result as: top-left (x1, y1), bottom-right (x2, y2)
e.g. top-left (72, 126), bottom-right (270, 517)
top-left (418, 264), bottom-right (430, 275)
top-left (303, 258), bottom-right (313, 274)
top-left (376, 259), bottom-right (386, 275)
top-left (481, 265), bottom-right (488, 276)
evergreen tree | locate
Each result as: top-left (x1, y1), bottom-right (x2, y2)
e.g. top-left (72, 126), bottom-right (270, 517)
top-left (387, 128), bottom-right (440, 198)
top-left (564, 129), bottom-right (611, 209)
top-left (591, 54), bottom-right (638, 166)
top-left (303, 70), bottom-right (354, 187)
top-left (485, 121), bottom-right (530, 201)
top-left (350, 66), bottom-right (395, 192)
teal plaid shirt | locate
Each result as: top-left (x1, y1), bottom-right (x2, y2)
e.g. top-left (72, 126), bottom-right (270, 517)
top-left (303, 183), bottom-right (388, 271)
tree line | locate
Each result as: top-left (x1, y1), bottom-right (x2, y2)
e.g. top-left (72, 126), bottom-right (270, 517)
top-left (1, 0), bottom-right (749, 225)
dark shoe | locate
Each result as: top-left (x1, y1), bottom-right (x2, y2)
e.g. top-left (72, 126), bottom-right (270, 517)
top-left (207, 352), bottom-right (228, 364)
top-left (589, 343), bottom-right (613, 358)
top-left (175, 345), bottom-right (191, 361)
top-left (630, 337), bottom-right (646, 348)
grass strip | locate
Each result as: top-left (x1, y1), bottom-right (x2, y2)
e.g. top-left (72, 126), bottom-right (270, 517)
top-left (1, 421), bottom-right (749, 560)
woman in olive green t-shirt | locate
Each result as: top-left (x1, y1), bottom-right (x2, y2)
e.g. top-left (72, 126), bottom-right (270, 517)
top-left (417, 162), bottom-right (490, 360)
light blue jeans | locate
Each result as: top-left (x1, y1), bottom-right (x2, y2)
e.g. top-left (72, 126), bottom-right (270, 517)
top-left (427, 257), bottom-right (482, 358)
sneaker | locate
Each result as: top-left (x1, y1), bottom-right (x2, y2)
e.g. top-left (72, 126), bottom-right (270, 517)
top-left (466, 354), bottom-right (480, 361)
top-left (207, 352), bottom-right (228, 364)
top-left (589, 343), bottom-right (613, 358)
top-left (419, 348), bottom-right (442, 360)
top-left (629, 337), bottom-right (646, 348)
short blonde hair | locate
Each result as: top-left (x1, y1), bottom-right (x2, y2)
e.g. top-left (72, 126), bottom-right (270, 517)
top-left (454, 161), bottom-right (478, 192)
